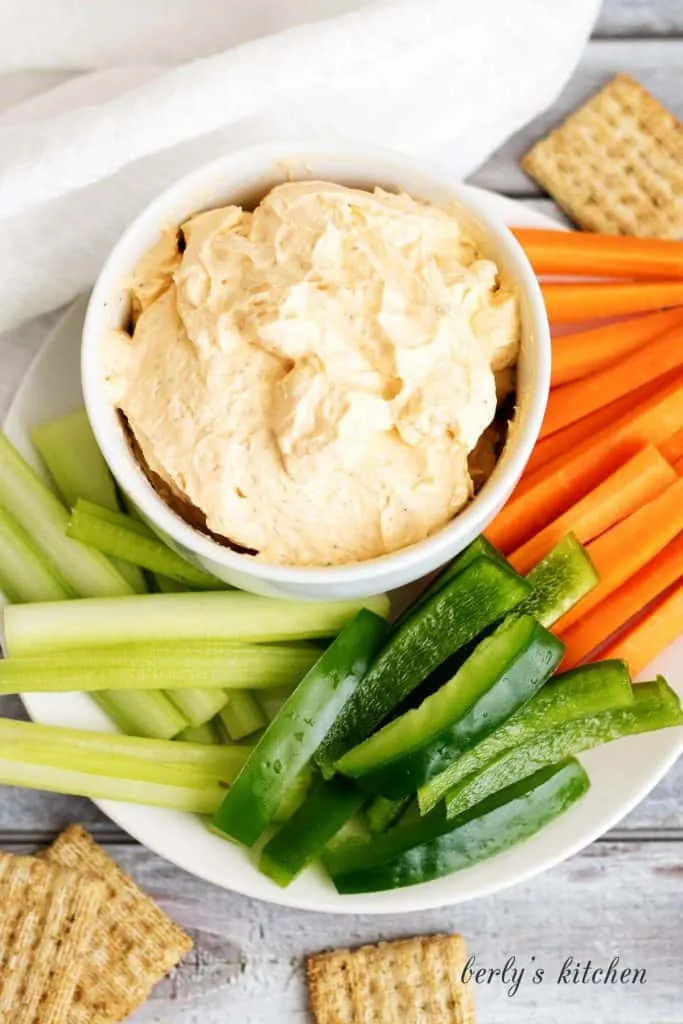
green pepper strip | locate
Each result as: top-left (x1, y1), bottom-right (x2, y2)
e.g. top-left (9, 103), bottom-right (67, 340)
top-left (316, 556), bottom-right (531, 773)
top-left (211, 609), bottom-right (389, 846)
top-left (418, 659), bottom-right (633, 815)
top-left (445, 676), bottom-right (682, 819)
top-left (514, 533), bottom-right (599, 627)
top-left (260, 777), bottom-right (365, 887)
top-left (336, 614), bottom-right (564, 799)
top-left (324, 758), bottom-right (589, 894)
top-left (393, 536), bottom-right (507, 629)
top-left (366, 794), bottom-right (412, 834)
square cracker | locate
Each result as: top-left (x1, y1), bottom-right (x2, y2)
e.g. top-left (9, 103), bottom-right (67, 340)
top-left (306, 933), bottom-right (476, 1024)
top-left (42, 825), bottom-right (193, 1024)
top-left (522, 73), bottom-right (683, 237)
top-left (0, 852), bottom-right (104, 1024)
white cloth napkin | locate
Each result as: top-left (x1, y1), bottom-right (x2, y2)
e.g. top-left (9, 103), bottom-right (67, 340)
top-left (0, 0), bottom-right (599, 334)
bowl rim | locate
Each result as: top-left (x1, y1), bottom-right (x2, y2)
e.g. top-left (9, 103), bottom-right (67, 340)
top-left (82, 141), bottom-right (550, 586)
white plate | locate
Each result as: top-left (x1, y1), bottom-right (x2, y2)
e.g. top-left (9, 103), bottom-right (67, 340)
top-left (5, 189), bottom-right (682, 915)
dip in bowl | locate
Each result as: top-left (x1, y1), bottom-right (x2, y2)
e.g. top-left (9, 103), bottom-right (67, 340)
top-left (83, 143), bottom-right (550, 599)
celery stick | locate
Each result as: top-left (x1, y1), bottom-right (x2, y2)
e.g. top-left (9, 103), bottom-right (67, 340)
top-left (4, 592), bottom-right (389, 656)
top-left (177, 720), bottom-right (223, 744)
top-left (220, 690), bottom-right (267, 740)
top-left (256, 685), bottom-right (298, 722)
top-left (67, 504), bottom-right (222, 589)
top-left (111, 559), bottom-right (148, 594)
top-left (92, 690), bottom-right (186, 739)
top-left (0, 507), bottom-right (70, 603)
top-left (75, 498), bottom-right (154, 536)
top-left (0, 757), bottom-right (227, 813)
top-left (31, 410), bottom-right (119, 511)
top-left (0, 432), bottom-right (132, 597)
top-left (166, 687), bottom-right (229, 728)
top-left (0, 717), bottom-right (251, 771)
top-left (0, 642), bottom-right (319, 694)
top-left (154, 574), bottom-right (188, 593)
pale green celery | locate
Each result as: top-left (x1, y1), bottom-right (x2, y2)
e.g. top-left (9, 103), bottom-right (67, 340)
top-left (4, 592), bottom-right (390, 656)
top-left (0, 642), bottom-right (319, 694)
top-left (0, 717), bottom-right (251, 771)
top-left (256, 684), bottom-right (299, 721)
top-left (0, 507), bottom-right (70, 603)
top-left (67, 503), bottom-right (222, 589)
top-left (177, 720), bottom-right (223, 744)
top-left (0, 432), bottom-right (132, 597)
top-left (220, 690), bottom-right (267, 740)
top-left (31, 410), bottom-right (119, 511)
top-left (111, 559), bottom-right (148, 593)
top-left (154, 574), bottom-right (188, 593)
top-left (0, 759), bottom-right (228, 814)
top-left (75, 499), bottom-right (154, 536)
top-left (166, 688), bottom-right (229, 728)
top-left (92, 690), bottom-right (186, 739)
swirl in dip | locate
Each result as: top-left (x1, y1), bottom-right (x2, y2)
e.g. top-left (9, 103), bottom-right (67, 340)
top-left (103, 181), bottom-right (520, 566)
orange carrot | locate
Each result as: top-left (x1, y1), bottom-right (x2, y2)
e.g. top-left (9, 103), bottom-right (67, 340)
top-left (485, 378), bottom-right (683, 553)
top-left (675, 457), bottom-right (683, 476)
top-left (660, 427), bottom-right (683, 465)
top-left (551, 308), bottom-right (683, 387)
top-left (527, 379), bottom-right (664, 476)
top-left (513, 228), bottom-right (683, 280)
top-left (541, 322), bottom-right (683, 438)
top-left (541, 282), bottom-right (683, 324)
top-left (553, 476), bottom-right (683, 636)
top-left (597, 582), bottom-right (683, 679)
top-left (508, 447), bottom-right (676, 576)
top-left (560, 534), bottom-right (683, 670)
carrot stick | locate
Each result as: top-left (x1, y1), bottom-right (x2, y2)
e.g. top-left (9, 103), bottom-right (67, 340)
top-left (527, 379), bottom-right (664, 476)
top-left (513, 228), bottom-right (683, 280)
top-left (660, 427), bottom-right (683, 466)
top-left (675, 457), bottom-right (683, 477)
top-left (541, 322), bottom-right (683, 438)
top-left (541, 282), bottom-right (683, 324)
top-left (561, 534), bottom-right (683, 670)
top-left (508, 447), bottom-right (676, 576)
top-left (552, 476), bottom-right (683, 636)
top-left (551, 308), bottom-right (683, 387)
top-left (486, 378), bottom-right (683, 553)
top-left (597, 582), bottom-right (683, 679)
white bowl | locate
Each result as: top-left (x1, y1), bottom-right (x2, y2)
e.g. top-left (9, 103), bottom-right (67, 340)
top-left (82, 142), bottom-right (550, 600)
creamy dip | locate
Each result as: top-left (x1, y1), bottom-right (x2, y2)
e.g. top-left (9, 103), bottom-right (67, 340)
top-left (104, 181), bottom-right (520, 566)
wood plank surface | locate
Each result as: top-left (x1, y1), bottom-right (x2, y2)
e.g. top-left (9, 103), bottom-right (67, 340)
top-left (598, 0), bottom-right (683, 35)
top-left (1, 838), bottom-right (678, 1024)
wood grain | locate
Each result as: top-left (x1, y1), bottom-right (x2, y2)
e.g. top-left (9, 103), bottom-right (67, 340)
top-left (1, 840), bottom-right (678, 1024)
top-left (598, 0), bottom-right (683, 36)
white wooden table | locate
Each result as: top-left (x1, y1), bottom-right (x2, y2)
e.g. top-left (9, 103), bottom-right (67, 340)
top-left (1, 4), bottom-right (682, 1020)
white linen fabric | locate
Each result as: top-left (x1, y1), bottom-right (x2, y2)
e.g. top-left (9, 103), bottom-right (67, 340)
top-left (0, 0), bottom-right (599, 333)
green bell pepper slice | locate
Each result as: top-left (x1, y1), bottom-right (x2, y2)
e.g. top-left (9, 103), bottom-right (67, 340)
top-left (324, 758), bottom-right (589, 893)
top-left (260, 776), bottom-right (365, 887)
top-left (394, 536), bottom-right (508, 628)
top-left (336, 614), bottom-right (564, 799)
top-left (444, 675), bottom-right (682, 819)
top-left (418, 659), bottom-right (634, 814)
top-left (316, 556), bottom-right (531, 773)
top-left (212, 608), bottom-right (389, 846)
